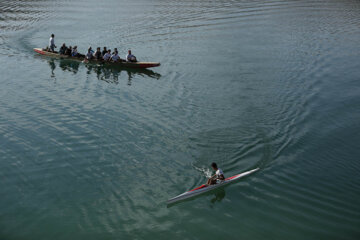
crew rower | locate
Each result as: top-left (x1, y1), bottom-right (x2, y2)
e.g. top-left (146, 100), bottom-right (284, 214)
top-left (126, 50), bottom-right (137, 62)
top-left (93, 47), bottom-right (102, 60)
top-left (72, 46), bottom-right (79, 57)
top-left (102, 47), bottom-right (107, 56)
top-left (103, 49), bottom-right (111, 61)
top-left (49, 34), bottom-right (56, 52)
top-left (65, 46), bottom-right (72, 56)
top-left (111, 50), bottom-right (120, 62)
top-left (86, 49), bottom-right (93, 60)
top-left (206, 162), bottom-right (225, 186)
top-left (59, 43), bottom-right (67, 55)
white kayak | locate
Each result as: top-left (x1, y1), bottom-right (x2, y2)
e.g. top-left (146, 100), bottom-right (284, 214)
top-left (167, 168), bottom-right (259, 204)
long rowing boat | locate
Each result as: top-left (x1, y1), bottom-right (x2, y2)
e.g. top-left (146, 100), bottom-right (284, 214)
top-left (167, 168), bottom-right (259, 205)
top-left (33, 48), bottom-right (160, 69)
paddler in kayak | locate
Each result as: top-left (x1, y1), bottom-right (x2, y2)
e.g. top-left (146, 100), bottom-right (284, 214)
top-left (206, 162), bottom-right (225, 186)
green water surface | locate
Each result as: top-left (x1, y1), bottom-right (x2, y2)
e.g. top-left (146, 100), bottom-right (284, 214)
top-left (0, 0), bottom-right (360, 239)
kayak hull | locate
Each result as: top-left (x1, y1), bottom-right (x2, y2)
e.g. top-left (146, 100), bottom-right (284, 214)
top-left (33, 48), bottom-right (160, 69)
top-left (167, 168), bottom-right (259, 204)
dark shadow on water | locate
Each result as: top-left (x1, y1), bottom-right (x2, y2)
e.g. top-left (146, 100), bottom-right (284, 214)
top-left (82, 63), bottom-right (161, 85)
top-left (48, 59), bottom-right (56, 78)
top-left (210, 188), bottom-right (225, 204)
top-left (59, 59), bottom-right (80, 74)
top-left (36, 55), bottom-right (161, 85)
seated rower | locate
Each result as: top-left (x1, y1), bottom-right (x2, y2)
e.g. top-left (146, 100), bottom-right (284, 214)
top-left (93, 47), bottom-right (102, 60)
top-left (126, 50), bottom-right (137, 62)
top-left (59, 43), bottom-right (67, 55)
top-left (111, 50), bottom-right (120, 62)
top-left (88, 47), bottom-right (94, 55)
top-left (72, 46), bottom-right (79, 57)
top-left (65, 46), bottom-right (72, 56)
top-left (85, 49), bottom-right (93, 60)
top-left (102, 47), bottom-right (107, 56)
top-left (103, 49), bottom-right (112, 61)
top-left (206, 162), bottom-right (225, 186)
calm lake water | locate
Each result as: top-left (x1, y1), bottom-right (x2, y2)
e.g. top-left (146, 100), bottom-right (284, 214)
top-left (1, 0), bottom-right (360, 239)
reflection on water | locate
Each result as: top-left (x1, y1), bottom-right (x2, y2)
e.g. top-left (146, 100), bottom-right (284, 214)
top-left (43, 57), bottom-right (161, 85)
top-left (83, 63), bottom-right (161, 85)
top-left (59, 60), bottom-right (80, 74)
top-left (167, 188), bottom-right (226, 208)
top-left (48, 59), bottom-right (56, 78)
top-left (210, 188), bottom-right (225, 204)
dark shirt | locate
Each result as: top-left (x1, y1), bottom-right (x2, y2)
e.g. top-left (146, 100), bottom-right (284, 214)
top-left (102, 50), bottom-right (107, 56)
top-left (94, 51), bottom-right (102, 60)
top-left (59, 46), bottom-right (67, 55)
top-left (65, 48), bottom-right (72, 56)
